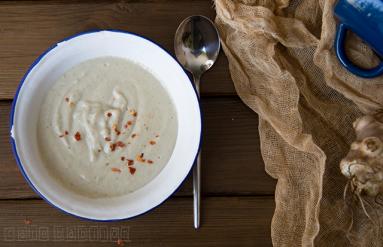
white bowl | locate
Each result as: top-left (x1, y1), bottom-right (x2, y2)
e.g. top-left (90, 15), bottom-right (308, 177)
top-left (10, 30), bottom-right (201, 221)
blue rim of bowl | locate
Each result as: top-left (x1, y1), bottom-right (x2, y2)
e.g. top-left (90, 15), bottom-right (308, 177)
top-left (9, 29), bottom-right (202, 222)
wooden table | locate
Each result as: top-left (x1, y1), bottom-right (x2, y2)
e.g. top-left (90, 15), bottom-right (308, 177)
top-left (0, 1), bottom-right (276, 246)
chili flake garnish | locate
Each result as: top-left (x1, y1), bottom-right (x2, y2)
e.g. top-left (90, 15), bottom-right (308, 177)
top-left (149, 140), bottom-right (156, 145)
top-left (147, 160), bottom-right (154, 164)
top-left (110, 124), bottom-right (120, 134)
top-left (98, 149), bottom-right (101, 153)
top-left (110, 143), bottom-right (117, 151)
top-left (105, 137), bottom-right (111, 142)
top-left (127, 159), bottom-right (134, 166)
top-left (65, 97), bottom-right (69, 102)
top-left (155, 134), bottom-right (160, 138)
top-left (121, 156), bottom-right (125, 161)
top-left (116, 141), bottom-right (126, 148)
top-left (131, 133), bottom-right (137, 138)
top-left (111, 167), bottom-right (121, 173)
top-left (124, 121), bottom-right (133, 129)
top-left (136, 153), bottom-right (146, 162)
top-left (110, 141), bottom-right (125, 151)
top-left (59, 130), bottom-right (69, 138)
top-left (107, 112), bottom-right (112, 117)
top-left (129, 109), bottom-right (137, 117)
top-left (128, 167), bottom-right (136, 175)
top-left (74, 132), bottom-right (81, 141)
top-left (24, 219), bottom-right (32, 225)
top-left (116, 239), bottom-right (125, 246)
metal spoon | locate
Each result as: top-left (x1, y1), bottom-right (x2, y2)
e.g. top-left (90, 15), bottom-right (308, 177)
top-left (174, 15), bottom-right (220, 229)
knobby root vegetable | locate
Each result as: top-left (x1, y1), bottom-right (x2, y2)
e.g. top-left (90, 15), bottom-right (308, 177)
top-left (340, 112), bottom-right (383, 221)
top-left (341, 112), bottom-right (383, 197)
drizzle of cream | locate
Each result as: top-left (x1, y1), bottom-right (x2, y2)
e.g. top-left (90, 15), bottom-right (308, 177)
top-left (64, 88), bottom-right (130, 162)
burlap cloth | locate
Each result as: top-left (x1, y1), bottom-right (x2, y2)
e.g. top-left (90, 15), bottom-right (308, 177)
top-left (214, 0), bottom-right (383, 246)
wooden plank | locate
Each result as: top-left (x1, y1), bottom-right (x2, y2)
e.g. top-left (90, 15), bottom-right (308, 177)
top-left (0, 196), bottom-right (274, 247)
top-left (0, 0), bottom-right (235, 100)
top-left (0, 99), bottom-right (275, 199)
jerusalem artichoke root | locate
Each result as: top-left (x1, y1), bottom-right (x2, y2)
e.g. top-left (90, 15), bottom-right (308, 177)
top-left (340, 112), bottom-right (383, 197)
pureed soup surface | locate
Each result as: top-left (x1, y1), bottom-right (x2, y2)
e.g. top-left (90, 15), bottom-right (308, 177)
top-left (38, 57), bottom-right (178, 198)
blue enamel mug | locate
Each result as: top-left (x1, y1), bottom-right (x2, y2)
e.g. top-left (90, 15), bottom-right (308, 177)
top-left (334, 0), bottom-right (383, 78)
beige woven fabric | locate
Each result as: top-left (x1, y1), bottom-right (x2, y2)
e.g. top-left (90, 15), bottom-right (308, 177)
top-left (215, 0), bottom-right (383, 246)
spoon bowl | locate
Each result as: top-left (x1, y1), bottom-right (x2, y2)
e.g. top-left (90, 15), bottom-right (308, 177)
top-left (174, 15), bottom-right (220, 80)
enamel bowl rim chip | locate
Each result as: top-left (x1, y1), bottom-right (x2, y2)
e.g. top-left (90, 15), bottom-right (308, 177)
top-left (9, 30), bottom-right (201, 221)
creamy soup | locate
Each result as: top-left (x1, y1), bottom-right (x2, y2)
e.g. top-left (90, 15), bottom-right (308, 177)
top-left (37, 57), bottom-right (178, 198)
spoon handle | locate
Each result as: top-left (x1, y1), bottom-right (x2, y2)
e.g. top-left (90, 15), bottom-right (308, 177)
top-left (193, 76), bottom-right (201, 229)
top-left (193, 152), bottom-right (201, 229)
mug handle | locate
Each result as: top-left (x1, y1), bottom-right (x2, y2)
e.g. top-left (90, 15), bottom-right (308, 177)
top-left (335, 23), bottom-right (383, 78)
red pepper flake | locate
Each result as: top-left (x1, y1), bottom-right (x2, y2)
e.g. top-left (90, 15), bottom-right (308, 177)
top-left (121, 156), bottom-right (125, 161)
top-left (110, 141), bottom-right (125, 151)
top-left (149, 140), bottom-right (156, 145)
top-left (147, 160), bottom-right (154, 164)
top-left (127, 159), bottom-right (134, 166)
top-left (110, 143), bottom-right (117, 151)
top-left (74, 132), bottom-right (81, 141)
top-left (128, 167), bottom-right (136, 175)
top-left (129, 109), bottom-right (137, 117)
top-left (116, 239), bottom-right (125, 246)
top-left (124, 121), bottom-right (133, 129)
top-left (131, 133), bottom-right (137, 138)
top-left (65, 97), bottom-right (69, 102)
top-left (136, 153), bottom-right (146, 162)
top-left (111, 167), bottom-right (121, 173)
top-left (105, 137), bottom-right (111, 142)
top-left (155, 134), bottom-right (159, 138)
top-left (24, 219), bottom-right (32, 225)
top-left (107, 112), bottom-right (112, 117)
top-left (59, 130), bottom-right (69, 138)
top-left (111, 124), bottom-right (120, 135)
top-left (116, 141), bottom-right (126, 148)
top-left (98, 149), bottom-right (101, 153)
